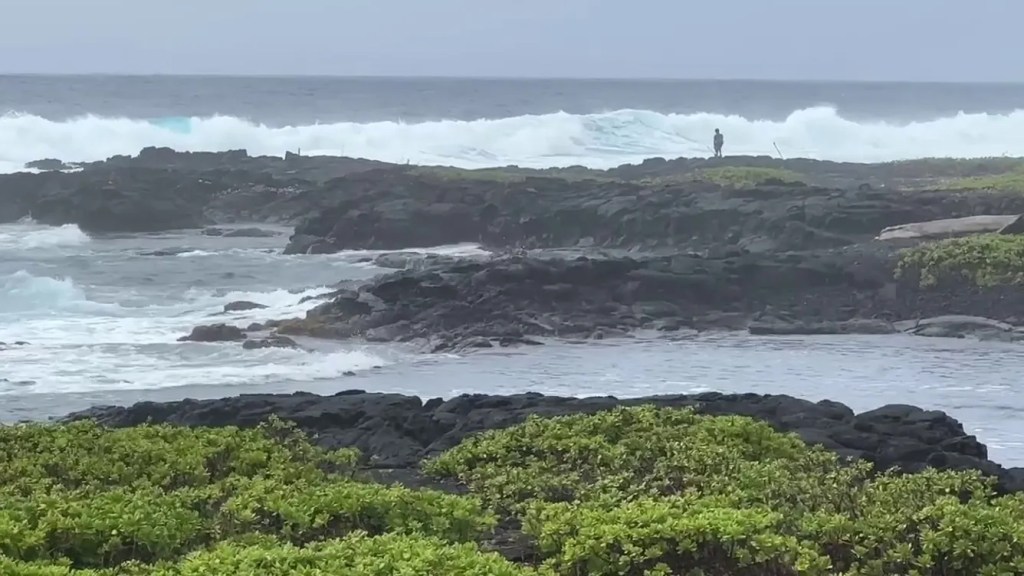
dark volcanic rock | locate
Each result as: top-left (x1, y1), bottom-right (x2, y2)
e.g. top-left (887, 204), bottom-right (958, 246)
top-left (242, 335), bottom-right (299, 350)
top-left (999, 214), bottom-right (1024, 235)
top-left (177, 323), bottom-right (246, 342)
top-left (0, 150), bottom-right (394, 230)
top-left (269, 246), bottom-right (1024, 349)
top-left (283, 169), bottom-right (1024, 254)
top-left (223, 300), bottom-right (268, 313)
top-left (60, 390), bottom-right (1024, 493)
top-left (25, 158), bottom-right (75, 171)
top-left (749, 317), bottom-right (897, 336)
top-left (203, 226), bottom-right (280, 238)
top-left (8, 150), bottom-right (1024, 242)
top-left (29, 169), bottom-right (223, 232)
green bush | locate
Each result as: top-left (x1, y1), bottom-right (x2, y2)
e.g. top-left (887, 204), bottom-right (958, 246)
top-left (0, 419), bottom-right (494, 570)
top-left (895, 233), bottom-right (1024, 287)
top-left (5, 407), bottom-right (1024, 575)
top-left (427, 406), bottom-right (1024, 575)
top-left (161, 533), bottom-right (538, 576)
top-left (526, 496), bottom-right (830, 575)
top-left (424, 406), bottom-right (865, 514)
top-left (219, 476), bottom-right (494, 544)
top-left (0, 533), bottom-right (539, 575)
top-left (0, 417), bottom-right (358, 493)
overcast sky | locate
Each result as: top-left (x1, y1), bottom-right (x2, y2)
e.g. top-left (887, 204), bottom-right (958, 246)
top-left (1, 0), bottom-right (1021, 81)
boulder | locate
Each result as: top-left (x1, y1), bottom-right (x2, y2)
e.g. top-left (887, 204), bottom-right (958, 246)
top-left (223, 301), bottom-right (268, 313)
top-left (177, 323), bottom-right (246, 342)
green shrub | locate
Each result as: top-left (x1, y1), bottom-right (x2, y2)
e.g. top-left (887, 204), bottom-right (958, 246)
top-left (428, 406), bottom-right (1024, 575)
top-left (0, 417), bottom-right (357, 493)
top-left (0, 419), bottom-right (494, 570)
top-left (424, 405), bottom-right (865, 515)
top-left (0, 557), bottom-right (110, 576)
top-left (526, 496), bottom-right (831, 575)
top-left (0, 533), bottom-right (539, 575)
top-left (6, 408), bottom-right (1024, 575)
top-left (219, 476), bottom-right (494, 544)
top-left (162, 532), bottom-right (538, 576)
top-left (895, 234), bottom-right (1024, 287)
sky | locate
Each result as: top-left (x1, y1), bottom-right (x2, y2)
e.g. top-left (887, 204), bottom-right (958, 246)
top-left (1, 0), bottom-right (1022, 82)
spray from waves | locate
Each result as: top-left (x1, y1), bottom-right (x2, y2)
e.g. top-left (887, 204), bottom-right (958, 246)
top-left (0, 268), bottom-right (329, 319)
top-left (0, 270), bottom-right (391, 394)
top-left (0, 222), bottom-right (91, 251)
top-left (1, 344), bottom-right (389, 395)
top-left (2, 106), bottom-right (1024, 172)
top-left (0, 270), bottom-right (120, 317)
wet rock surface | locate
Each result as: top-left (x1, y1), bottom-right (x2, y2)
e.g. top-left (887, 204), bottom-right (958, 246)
top-left (177, 323), bottom-right (247, 342)
top-left (259, 245), bottom-right (1024, 351)
top-left (241, 335), bottom-right (300, 350)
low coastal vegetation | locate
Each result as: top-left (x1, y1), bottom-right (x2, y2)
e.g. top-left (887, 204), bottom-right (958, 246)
top-left (405, 164), bottom-right (812, 188)
top-left (896, 234), bottom-right (1024, 287)
top-left (687, 166), bottom-right (807, 188)
top-left (943, 167), bottom-right (1024, 191)
top-left (4, 408), bottom-right (1024, 574)
top-left (407, 164), bottom-right (605, 183)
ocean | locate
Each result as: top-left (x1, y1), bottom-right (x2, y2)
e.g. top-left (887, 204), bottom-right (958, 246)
top-left (2, 76), bottom-right (1024, 464)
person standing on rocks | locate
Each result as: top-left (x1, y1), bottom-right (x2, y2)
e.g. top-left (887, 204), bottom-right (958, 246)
top-left (713, 129), bottom-right (724, 158)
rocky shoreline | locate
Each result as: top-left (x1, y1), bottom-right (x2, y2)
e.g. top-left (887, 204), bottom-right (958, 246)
top-left (62, 389), bottom-right (1024, 494)
top-left (6, 148), bottom-right (1024, 350)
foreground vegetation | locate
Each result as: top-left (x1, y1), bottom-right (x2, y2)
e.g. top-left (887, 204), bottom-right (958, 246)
top-left (896, 233), bottom-right (1024, 287)
top-left (3, 408), bottom-right (1024, 575)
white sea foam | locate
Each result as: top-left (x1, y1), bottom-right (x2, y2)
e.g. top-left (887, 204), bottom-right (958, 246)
top-left (2, 106), bottom-right (1024, 172)
top-left (0, 270), bottom-right (391, 394)
top-left (0, 223), bottom-right (91, 250)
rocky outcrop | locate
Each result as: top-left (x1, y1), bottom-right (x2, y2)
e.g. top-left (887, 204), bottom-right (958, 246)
top-left (254, 243), bottom-right (1024, 350)
top-left (57, 147), bottom-right (392, 182)
top-left (202, 226), bottom-right (280, 238)
top-left (28, 168), bottom-right (228, 232)
top-left (177, 323), bottom-right (246, 342)
top-left (59, 390), bottom-right (1024, 493)
top-left (8, 149), bottom-right (1024, 240)
top-left (223, 301), bottom-right (268, 313)
top-left (748, 317), bottom-right (897, 336)
top-left (999, 214), bottom-right (1024, 235)
top-left (241, 335), bottom-right (299, 350)
top-left (1, 150), bottom-right (390, 232)
top-left (283, 170), bottom-right (1024, 255)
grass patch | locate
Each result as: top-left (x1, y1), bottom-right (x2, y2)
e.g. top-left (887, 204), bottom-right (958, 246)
top-left (5, 407), bottom-right (1024, 574)
top-left (407, 165), bottom-right (609, 183)
top-left (896, 233), bottom-right (1024, 287)
top-left (944, 169), bottom-right (1024, 191)
top-left (886, 157), bottom-right (1024, 177)
top-left (688, 166), bottom-right (807, 188)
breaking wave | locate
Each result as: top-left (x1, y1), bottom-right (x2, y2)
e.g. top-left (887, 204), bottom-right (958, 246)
top-left (2, 106), bottom-right (1024, 172)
